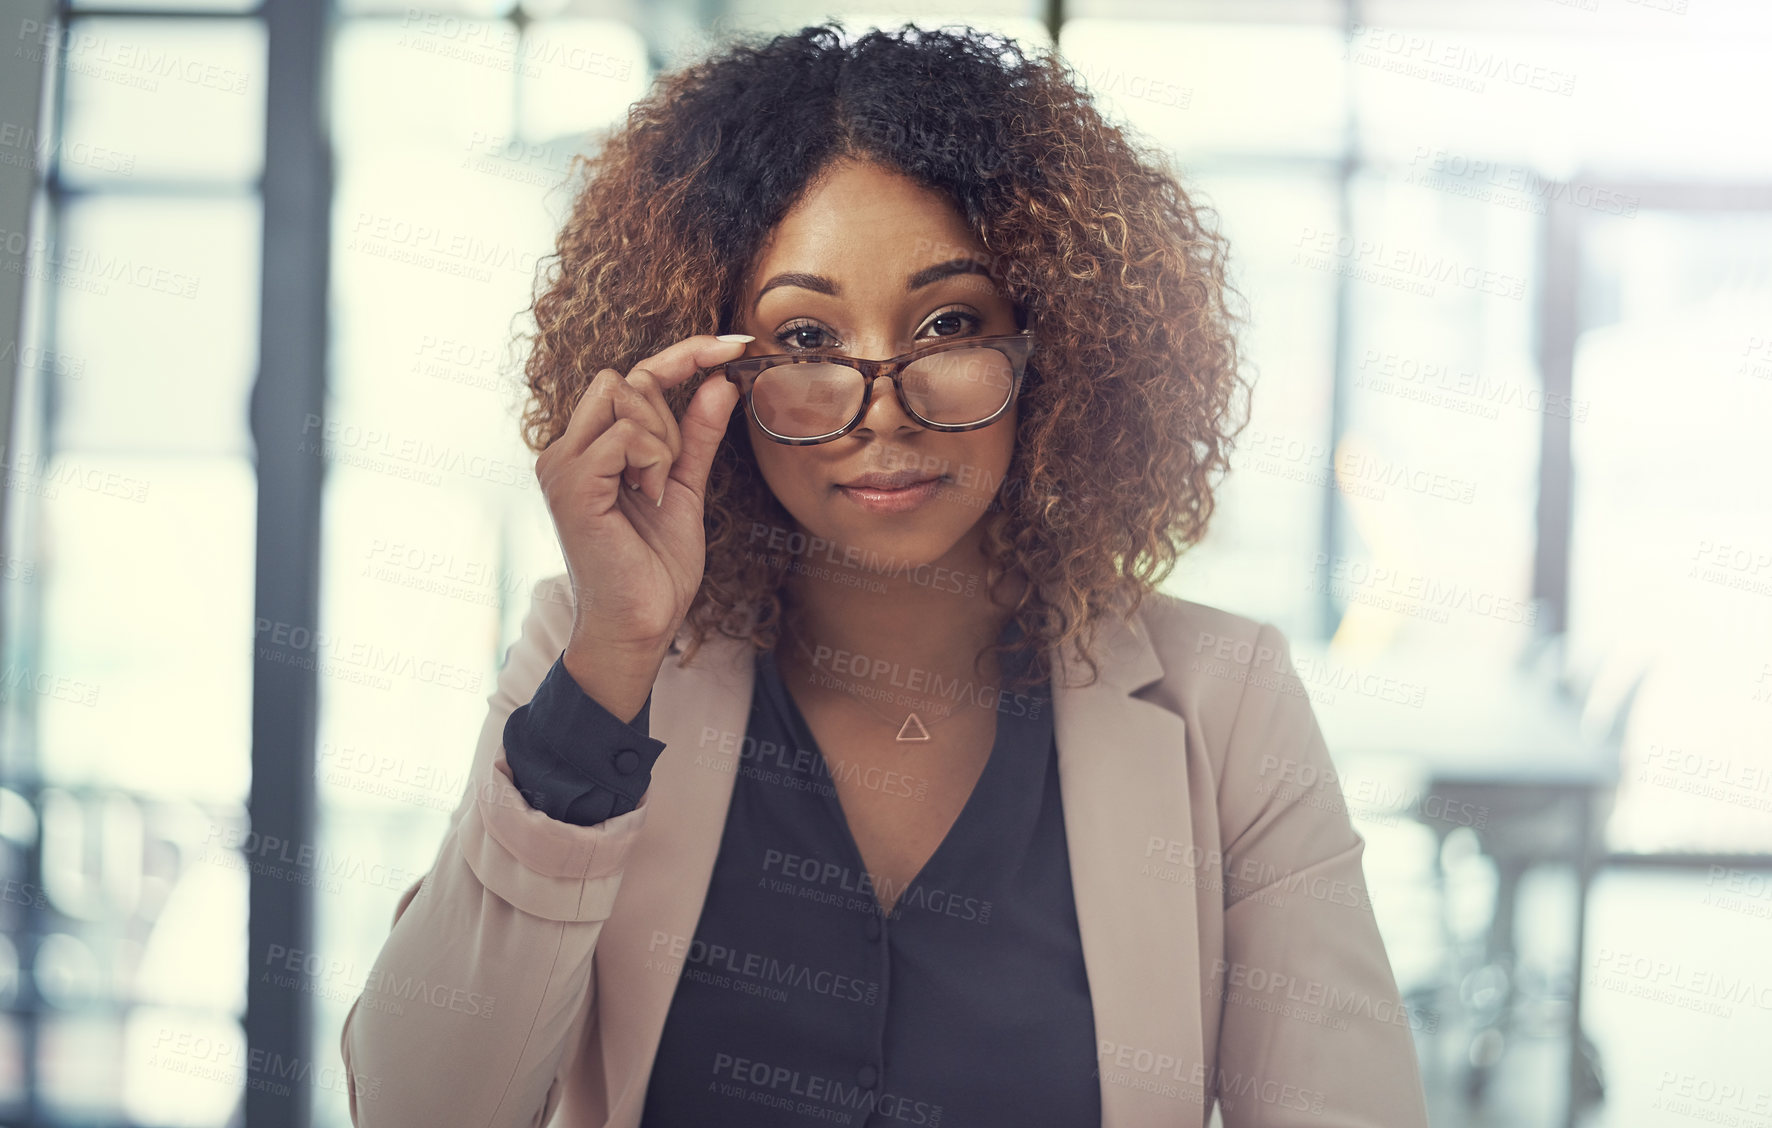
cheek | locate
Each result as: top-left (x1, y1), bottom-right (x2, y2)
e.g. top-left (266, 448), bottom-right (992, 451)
top-left (746, 426), bottom-right (822, 507)
top-left (935, 428), bottom-right (1015, 510)
top-left (749, 443), bottom-right (793, 498)
top-left (970, 413), bottom-right (1018, 485)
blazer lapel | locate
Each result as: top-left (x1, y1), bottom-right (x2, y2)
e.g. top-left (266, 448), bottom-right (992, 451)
top-left (595, 627), bottom-right (754, 1128)
top-left (1050, 605), bottom-right (1207, 1126)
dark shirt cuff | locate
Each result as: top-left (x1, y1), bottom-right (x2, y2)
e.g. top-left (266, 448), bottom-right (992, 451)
top-left (502, 651), bottom-right (668, 826)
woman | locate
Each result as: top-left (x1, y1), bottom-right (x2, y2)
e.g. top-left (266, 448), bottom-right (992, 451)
top-left (341, 22), bottom-right (1429, 1128)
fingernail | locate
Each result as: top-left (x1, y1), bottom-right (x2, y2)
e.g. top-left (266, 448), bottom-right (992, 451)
top-left (716, 333), bottom-right (754, 343)
top-left (654, 487), bottom-right (665, 508)
top-left (626, 478), bottom-right (640, 490)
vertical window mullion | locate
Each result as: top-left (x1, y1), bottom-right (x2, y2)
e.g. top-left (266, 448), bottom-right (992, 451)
top-left (246, 0), bottom-right (331, 1125)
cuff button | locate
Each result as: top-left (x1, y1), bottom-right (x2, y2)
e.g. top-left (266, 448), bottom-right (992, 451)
top-left (614, 748), bottom-right (641, 775)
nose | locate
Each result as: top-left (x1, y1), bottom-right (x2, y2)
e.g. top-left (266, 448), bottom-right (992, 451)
top-left (852, 370), bottom-right (920, 437)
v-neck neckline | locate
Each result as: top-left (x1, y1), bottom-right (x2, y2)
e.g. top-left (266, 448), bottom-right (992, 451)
top-left (754, 618), bottom-right (1042, 919)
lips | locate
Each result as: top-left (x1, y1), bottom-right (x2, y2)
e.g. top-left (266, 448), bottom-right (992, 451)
top-left (837, 469), bottom-right (943, 490)
top-left (835, 474), bottom-right (943, 514)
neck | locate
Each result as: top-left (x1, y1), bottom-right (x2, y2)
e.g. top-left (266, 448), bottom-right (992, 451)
top-left (775, 524), bottom-right (1025, 694)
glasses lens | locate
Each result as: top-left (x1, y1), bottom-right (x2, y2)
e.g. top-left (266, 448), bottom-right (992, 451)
top-left (902, 347), bottom-right (1014, 425)
top-left (751, 362), bottom-right (865, 439)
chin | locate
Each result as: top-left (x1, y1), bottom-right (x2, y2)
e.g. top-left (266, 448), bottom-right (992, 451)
top-left (807, 495), bottom-right (985, 572)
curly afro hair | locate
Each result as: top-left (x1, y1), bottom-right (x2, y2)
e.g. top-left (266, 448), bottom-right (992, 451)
top-left (518, 21), bottom-right (1249, 692)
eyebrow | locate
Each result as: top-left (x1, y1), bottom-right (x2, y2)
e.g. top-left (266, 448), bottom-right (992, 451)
top-left (752, 257), bottom-right (993, 313)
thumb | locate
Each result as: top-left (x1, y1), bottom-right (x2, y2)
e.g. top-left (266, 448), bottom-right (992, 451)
top-left (671, 373), bottom-right (743, 499)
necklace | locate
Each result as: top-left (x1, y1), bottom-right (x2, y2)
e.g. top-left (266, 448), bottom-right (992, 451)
top-left (784, 627), bottom-right (996, 743)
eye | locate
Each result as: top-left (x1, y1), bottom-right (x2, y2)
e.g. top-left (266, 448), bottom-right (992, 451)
top-left (774, 321), bottom-right (837, 351)
top-left (917, 309), bottom-right (982, 339)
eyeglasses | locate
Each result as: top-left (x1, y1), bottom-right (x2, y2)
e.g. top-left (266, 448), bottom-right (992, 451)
top-left (699, 331), bottom-right (1035, 446)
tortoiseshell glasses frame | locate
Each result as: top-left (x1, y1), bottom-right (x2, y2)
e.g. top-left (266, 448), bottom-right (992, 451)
top-left (697, 330), bottom-right (1036, 446)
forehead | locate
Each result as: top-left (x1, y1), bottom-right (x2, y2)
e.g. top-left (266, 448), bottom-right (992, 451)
top-left (746, 159), bottom-right (985, 288)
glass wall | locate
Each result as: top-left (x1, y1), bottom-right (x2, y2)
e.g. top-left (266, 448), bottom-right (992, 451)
top-left (2, 3), bottom-right (265, 1122)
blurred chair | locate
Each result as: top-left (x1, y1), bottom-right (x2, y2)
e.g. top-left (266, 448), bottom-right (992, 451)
top-left (1305, 635), bottom-right (1641, 1127)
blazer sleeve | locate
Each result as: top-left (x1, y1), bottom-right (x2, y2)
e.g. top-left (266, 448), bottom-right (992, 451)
top-left (339, 575), bottom-right (656, 1128)
top-left (1209, 623), bottom-right (1430, 1127)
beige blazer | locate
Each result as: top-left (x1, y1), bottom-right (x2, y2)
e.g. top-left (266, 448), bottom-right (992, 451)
top-left (341, 573), bottom-right (1429, 1127)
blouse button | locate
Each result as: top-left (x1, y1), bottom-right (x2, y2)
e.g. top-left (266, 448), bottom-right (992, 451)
top-left (864, 915), bottom-right (882, 942)
top-left (857, 1064), bottom-right (878, 1089)
top-left (613, 749), bottom-right (641, 775)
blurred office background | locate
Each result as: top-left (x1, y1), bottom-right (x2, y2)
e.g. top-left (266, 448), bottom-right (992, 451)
top-left (1, 0), bottom-right (1768, 1124)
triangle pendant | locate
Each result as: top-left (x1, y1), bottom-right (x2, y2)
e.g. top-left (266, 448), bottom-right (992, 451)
top-left (895, 713), bottom-right (932, 742)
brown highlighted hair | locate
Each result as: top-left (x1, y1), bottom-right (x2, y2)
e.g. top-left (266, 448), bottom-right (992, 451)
top-left (519, 22), bottom-right (1249, 691)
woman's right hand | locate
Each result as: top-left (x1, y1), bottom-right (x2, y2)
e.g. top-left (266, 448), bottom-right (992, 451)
top-left (535, 333), bottom-right (751, 719)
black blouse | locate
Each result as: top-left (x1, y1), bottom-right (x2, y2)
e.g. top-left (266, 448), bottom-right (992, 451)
top-left (503, 622), bottom-right (1101, 1127)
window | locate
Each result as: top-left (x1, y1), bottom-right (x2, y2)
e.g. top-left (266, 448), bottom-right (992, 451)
top-left (2, 6), bottom-right (265, 1124)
